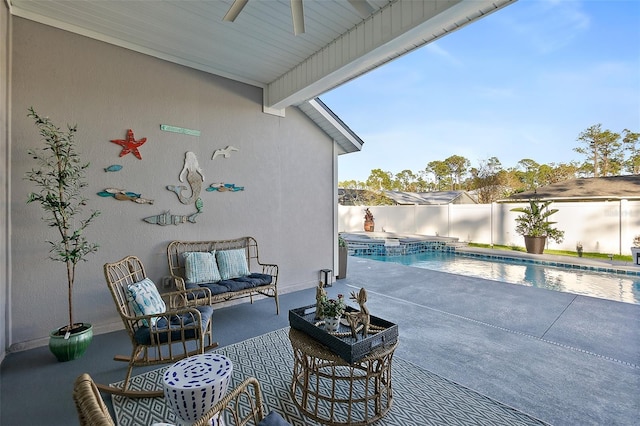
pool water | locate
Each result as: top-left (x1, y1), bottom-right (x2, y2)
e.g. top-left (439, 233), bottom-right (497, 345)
top-left (363, 251), bottom-right (640, 305)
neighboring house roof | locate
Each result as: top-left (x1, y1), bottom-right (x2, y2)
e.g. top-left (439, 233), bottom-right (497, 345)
top-left (338, 188), bottom-right (380, 205)
top-left (503, 175), bottom-right (640, 202)
top-left (384, 190), bottom-right (478, 205)
top-left (9, 1), bottom-right (515, 111)
top-left (298, 98), bottom-right (364, 154)
top-left (338, 189), bottom-right (478, 205)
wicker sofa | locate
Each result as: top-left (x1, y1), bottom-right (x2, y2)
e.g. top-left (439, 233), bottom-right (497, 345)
top-left (167, 237), bottom-right (279, 314)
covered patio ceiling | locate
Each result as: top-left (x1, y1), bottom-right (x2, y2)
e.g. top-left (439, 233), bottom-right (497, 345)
top-left (9, 0), bottom-right (515, 115)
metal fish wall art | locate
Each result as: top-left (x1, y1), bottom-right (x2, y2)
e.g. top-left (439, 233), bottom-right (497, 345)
top-left (206, 183), bottom-right (244, 192)
top-left (104, 165), bottom-right (123, 172)
top-left (97, 188), bottom-right (154, 204)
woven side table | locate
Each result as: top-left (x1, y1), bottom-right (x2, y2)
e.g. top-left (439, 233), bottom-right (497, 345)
top-left (288, 328), bottom-right (397, 426)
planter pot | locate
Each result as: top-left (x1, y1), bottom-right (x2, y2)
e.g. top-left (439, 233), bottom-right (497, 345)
top-left (338, 246), bottom-right (348, 279)
top-left (524, 236), bottom-right (546, 254)
top-left (631, 247), bottom-right (640, 265)
top-left (364, 220), bottom-right (374, 232)
top-left (49, 323), bottom-right (93, 362)
top-left (324, 316), bottom-right (341, 333)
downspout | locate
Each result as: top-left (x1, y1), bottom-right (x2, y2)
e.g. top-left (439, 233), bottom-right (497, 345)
top-left (333, 140), bottom-right (339, 282)
top-left (2, 1), bottom-right (13, 361)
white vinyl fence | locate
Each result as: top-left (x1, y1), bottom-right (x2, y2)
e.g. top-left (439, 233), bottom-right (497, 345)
top-left (338, 200), bottom-right (640, 256)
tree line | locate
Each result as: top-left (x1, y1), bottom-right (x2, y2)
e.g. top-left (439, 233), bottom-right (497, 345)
top-left (339, 125), bottom-right (639, 204)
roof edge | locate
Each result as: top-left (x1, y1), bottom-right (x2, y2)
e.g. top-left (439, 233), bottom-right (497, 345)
top-left (298, 98), bottom-right (364, 154)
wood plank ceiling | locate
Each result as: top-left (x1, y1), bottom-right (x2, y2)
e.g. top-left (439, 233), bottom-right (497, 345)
top-left (9, 0), bottom-right (516, 113)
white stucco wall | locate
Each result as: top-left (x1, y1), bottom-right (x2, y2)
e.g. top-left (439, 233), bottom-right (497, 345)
top-left (8, 18), bottom-right (336, 351)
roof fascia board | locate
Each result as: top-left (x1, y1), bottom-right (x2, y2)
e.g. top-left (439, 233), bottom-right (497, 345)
top-left (265, 0), bottom-right (516, 109)
top-left (306, 98), bottom-right (364, 152)
top-left (9, 5), bottom-right (267, 90)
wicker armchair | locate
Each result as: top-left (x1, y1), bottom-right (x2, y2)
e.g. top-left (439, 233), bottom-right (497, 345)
top-left (192, 377), bottom-right (267, 426)
top-left (74, 374), bottom-right (288, 426)
top-left (193, 376), bottom-right (292, 426)
top-left (73, 373), bottom-right (116, 426)
top-left (97, 255), bottom-right (217, 397)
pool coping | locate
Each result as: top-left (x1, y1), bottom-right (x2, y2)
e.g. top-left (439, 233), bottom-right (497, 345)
top-left (454, 246), bottom-right (640, 277)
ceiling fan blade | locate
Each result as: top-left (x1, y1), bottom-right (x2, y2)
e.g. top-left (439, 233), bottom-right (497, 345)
top-left (223, 0), bottom-right (249, 22)
top-left (290, 0), bottom-right (305, 35)
top-left (348, 0), bottom-right (375, 19)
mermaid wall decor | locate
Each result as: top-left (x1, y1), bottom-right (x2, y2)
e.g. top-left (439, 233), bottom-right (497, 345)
top-left (167, 151), bottom-right (204, 205)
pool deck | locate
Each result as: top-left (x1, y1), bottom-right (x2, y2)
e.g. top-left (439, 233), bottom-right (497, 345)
top-left (341, 252), bottom-right (639, 426)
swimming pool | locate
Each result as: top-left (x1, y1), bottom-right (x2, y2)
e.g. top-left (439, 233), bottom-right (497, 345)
top-left (360, 251), bottom-right (640, 305)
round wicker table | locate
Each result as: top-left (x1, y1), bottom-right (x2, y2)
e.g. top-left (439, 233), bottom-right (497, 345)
top-left (288, 328), bottom-right (397, 426)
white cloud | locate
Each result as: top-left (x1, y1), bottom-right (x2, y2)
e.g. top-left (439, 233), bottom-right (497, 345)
top-left (502, 0), bottom-right (590, 54)
top-left (423, 42), bottom-right (463, 66)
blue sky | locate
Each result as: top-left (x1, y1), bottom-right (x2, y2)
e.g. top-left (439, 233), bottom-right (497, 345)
top-left (322, 0), bottom-right (640, 183)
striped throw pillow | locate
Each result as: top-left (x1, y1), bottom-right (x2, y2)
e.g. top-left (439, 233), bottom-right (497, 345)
top-left (183, 251), bottom-right (222, 284)
top-left (216, 249), bottom-right (250, 280)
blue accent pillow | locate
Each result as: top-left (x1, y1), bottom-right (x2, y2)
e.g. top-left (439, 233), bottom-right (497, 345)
top-left (127, 278), bottom-right (166, 326)
top-left (216, 249), bottom-right (250, 280)
top-left (257, 411), bottom-right (291, 426)
top-left (183, 251), bottom-right (222, 284)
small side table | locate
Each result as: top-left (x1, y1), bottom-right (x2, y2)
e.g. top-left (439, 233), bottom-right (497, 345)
top-left (288, 328), bottom-right (397, 425)
top-left (162, 353), bottom-right (233, 426)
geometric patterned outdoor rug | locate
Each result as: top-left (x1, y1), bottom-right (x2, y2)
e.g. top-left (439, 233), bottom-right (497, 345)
top-left (112, 327), bottom-right (548, 426)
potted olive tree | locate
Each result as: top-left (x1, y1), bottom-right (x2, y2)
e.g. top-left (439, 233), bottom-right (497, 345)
top-left (511, 198), bottom-right (564, 254)
top-left (25, 107), bottom-right (100, 361)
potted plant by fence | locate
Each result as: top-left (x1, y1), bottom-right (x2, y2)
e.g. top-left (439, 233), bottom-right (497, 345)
top-left (511, 198), bottom-right (564, 254)
top-left (25, 107), bottom-right (100, 361)
top-left (338, 235), bottom-right (348, 279)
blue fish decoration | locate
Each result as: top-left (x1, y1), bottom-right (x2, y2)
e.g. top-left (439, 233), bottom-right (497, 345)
top-left (206, 183), bottom-right (244, 192)
top-left (104, 164), bottom-right (123, 172)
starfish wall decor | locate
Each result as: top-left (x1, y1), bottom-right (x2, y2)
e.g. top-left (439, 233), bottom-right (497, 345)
top-left (111, 129), bottom-right (147, 159)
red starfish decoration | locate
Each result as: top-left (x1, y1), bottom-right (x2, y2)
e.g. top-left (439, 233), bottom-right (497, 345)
top-left (111, 129), bottom-right (147, 160)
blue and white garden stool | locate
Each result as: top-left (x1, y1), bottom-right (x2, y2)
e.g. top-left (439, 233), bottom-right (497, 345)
top-left (162, 353), bottom-right (233, 426)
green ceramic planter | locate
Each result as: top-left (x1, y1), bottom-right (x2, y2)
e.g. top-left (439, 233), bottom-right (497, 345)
top-left (49, 323), bottom-right (93, 362)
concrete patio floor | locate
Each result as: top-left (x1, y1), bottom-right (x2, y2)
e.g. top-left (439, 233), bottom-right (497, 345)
top-left (1, 253), bottom-right (638, 425)
top-left (345, 255), bottom-right (639, 425)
